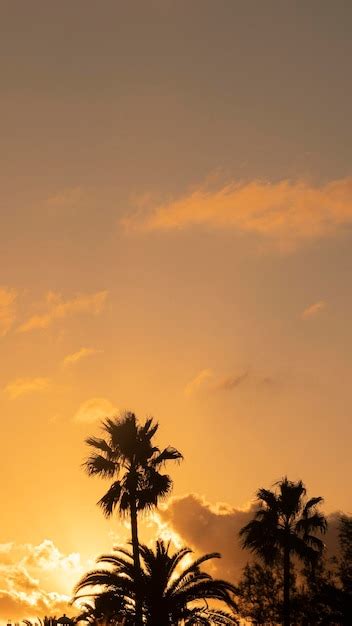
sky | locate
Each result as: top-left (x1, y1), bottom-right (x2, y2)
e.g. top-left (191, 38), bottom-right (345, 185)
top-left (1, 0), bottom-right (352, 621)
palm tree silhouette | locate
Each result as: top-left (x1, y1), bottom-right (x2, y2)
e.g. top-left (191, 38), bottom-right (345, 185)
top-left (239, 477), bottom-right (327, 626)
top-left (74, 540), bottom-right (238, 625)
top-left (84, 412), bottom-right (182, 626)
top-left (75, 590), bottom-right (134, 625)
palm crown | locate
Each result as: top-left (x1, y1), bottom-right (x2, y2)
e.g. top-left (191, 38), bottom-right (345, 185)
top-left (84, 412), bottom-right (182, 517)
top-left (240, 477), bottom-right (327, 564)
top-left (74, 540), bottom-right (238, 625)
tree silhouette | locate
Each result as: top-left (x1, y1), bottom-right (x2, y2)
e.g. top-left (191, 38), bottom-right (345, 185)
top-left (237, 561), bottom-right (283, 624)
top-left (239, 477), bottom-right (327, 626)
top-left (75, 590), bottom-right (135, 625)
top-left (73, 540), bottom-right (238, 625)
top-left (84, 411), bottom-right (182, 626)
top-left (338, 514), bottom-right (352, 596)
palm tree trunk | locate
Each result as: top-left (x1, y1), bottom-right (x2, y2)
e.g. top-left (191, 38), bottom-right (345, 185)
top-left (283, 544), bottom-right (290, 626)
top-left (130, 498), bottom-right (143, 626)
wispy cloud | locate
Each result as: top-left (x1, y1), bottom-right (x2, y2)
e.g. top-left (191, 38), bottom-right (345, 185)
top-left (0, 287), bottom-right (17, 336)
top-left (124, 176), bottom-right (352, 250)
top-left (18, 290), bottom-right (108, 333)
top-left (63, 347), bottom-right (102, 366)
top-left (210, 371), bottom-right (249, 392)
top-left (301, 300), bottom-right (327, 320)
top-left (4, 377), bottom-right (51, 399)
top-left (73, 397), bottom-right (117, 423)
top-left (184, 369), bottom-right (213, 397)
top-left (185, 369), bottom-right (249, 396)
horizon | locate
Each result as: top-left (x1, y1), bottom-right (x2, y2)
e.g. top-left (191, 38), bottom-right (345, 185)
top-left (1, 1), bottom-right (352, 624)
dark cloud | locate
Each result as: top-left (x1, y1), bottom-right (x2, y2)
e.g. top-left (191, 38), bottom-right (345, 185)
top-left (158, 494), bottom-right (257, 581)
top-left (158, 494), bottom-right (345, 583)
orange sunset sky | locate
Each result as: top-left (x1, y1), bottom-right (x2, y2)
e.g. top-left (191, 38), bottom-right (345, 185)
top-left (1, 0), bottom-right (352, 622)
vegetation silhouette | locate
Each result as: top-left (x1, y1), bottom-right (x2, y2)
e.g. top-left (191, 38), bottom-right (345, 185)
top-left (74, 540), bottom-right (238, 625)
top-left (239, 477), bottom-right (327, 626)
top-left (75, 590), bottom-right (134, 625)
top-left (338, 514), bottom-right (352, 595)
top-left (71, 415), bottom-right (352, 625)
top-left (237, 561), bottom-right (284, 624)
top-left (237, 513), bottom-right (352, 624)
top-left (84, 412), bottom-right (182, 626)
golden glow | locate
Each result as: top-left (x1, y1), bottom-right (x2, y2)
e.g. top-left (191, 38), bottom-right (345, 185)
top-left (1, 1), bottom-right (352, 621)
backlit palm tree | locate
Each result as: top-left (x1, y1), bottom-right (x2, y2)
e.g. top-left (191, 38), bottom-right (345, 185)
top-left (73, 540), bottom-right (238, 625)
top-left (84, 412), bottom-right (182, 626)
top-left (239, 477), bottom-right (327, 626)
top-left (74, 590), bottom-right (134, 625)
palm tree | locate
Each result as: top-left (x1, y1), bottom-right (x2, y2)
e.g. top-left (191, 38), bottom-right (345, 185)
top-left (239, 477), bottom-right (327, 626)
top-left (73, 540), bottom-right (238, 626)
top-left (75, 590), bottom-right (134, 625)
top-left (84, 412), bottom-right (182, 626)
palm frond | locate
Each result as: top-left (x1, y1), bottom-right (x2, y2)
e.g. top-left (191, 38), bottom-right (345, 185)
top-left (168, 552), bottom-right (221, 595)
top-left (164, 546), bottom-right (193, 582)
top-left (73, 568), bottom-right (134, 594)
top-left (174, 577), bottom-right (237, 610)
top-left (85, 437), bottom-right (114, 457)
top-left (136, 471), bottom-right (173, 510)
top-left (97, 481), bottom-right (122, 517)
top-left (303, 496), bottom-right (324, 512)
top-left (151, 446), bottom-right (183, 467)
top-left (240, 518), bottom-right (279, 564)
top-left (84, 454), bottom-right (117, 478)
top-left (140, 417), bottom-right (159, 441)
top-left (296, 511), bottom-right (327, 535)
top-left (98, 554), bottom-right (135, 578)
top-left (256, 488), bottom-right (278, 511)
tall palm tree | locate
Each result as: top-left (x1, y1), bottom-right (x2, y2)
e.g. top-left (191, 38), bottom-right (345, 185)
top-left (84, 412), bottom-right (182, 626)
top-left (239, 477), bottom-right (327, 626)
top-left (73, 540), bottom-right (238, 626)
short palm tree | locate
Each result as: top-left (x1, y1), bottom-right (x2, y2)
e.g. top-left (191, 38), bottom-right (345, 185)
top-left (84, 412), bottom-right (182, 626)
top-left (75, 590), bottom-right (134, 625)
top-left (239, 477), bottom-right (327, 626)
top-left (73, 540), bottom-right (238, 625)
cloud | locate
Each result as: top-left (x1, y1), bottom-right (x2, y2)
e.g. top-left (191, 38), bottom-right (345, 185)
top-left (63, 347), bottom-right (102, 366)
top-left (301, 300), bottom-right (327, 320)
top-left (0, 589), bottom-right (70, 622)
top-left (156, 494), bottom-right (345, 584)
top-left (0, 287), bottom-right (17, 336)
top-left (18, 290), bottom-right (108, 333)
top-left (184, 369), bottom-right (213, 396)
top-left (210, 371), bottom-right (249, 392)
top-left (4, 377), bottom-right (50, 399)
top-left (0, 540), bottom-right (83, 621)
top-left (156, 494), bottom-right (256, 582)
top-left (185, 369), bottom-right (249, 396)
top-left (73, 397), bottom-right (117, 423)
top-left (24, 540), bottom-right (81, 573)
top-left (124, 176), bottom-right (352, 250)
